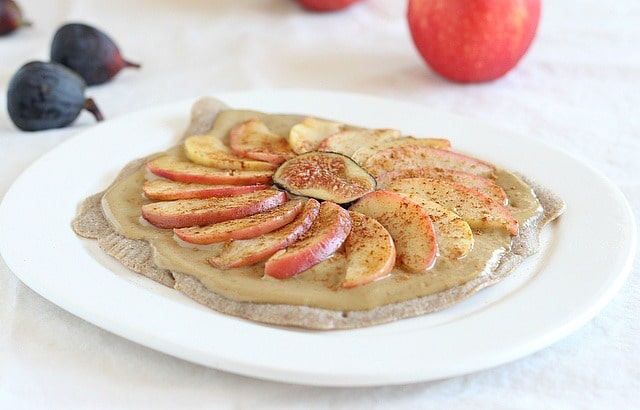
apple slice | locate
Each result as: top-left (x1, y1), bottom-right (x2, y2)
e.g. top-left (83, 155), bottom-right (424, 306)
top-left (174, 199), bottom-right (305, 244)
top-left (349, 190), bottom-right (437, 272)
top-left (363, 145), bottom-right (496, 177)
top-left (377, 167), bottom-right (508, 205)
top-left (229, 119), bottom-right (295, 165)
top-left (386, 177), bottom-right (518, 235)
top-left (264, 201), bottom-right (352, 279)
top-left (316, 128), bottom-right (401, 157)
top-left (141, 189), bottom-right (286, 229)
top-left (288, 117), bottom-right (345, 154)
top-left (146, 155), bottom-right (274, 185)
top-left (342, 211), bottom-right (396, 288)
top-left (209, 199), bottom-right (321, 269)
top-left (398, 194), bottom-right (473, 260)
top-left (184, 134), bottom-right (277, 171)
top-left (142, 179), bottom-right (268, 201)
top-left (351, 136), bottom-right (452, 165)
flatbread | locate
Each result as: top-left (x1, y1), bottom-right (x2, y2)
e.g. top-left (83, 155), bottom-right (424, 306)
top-left (72, 97), bottom-right (565, 330)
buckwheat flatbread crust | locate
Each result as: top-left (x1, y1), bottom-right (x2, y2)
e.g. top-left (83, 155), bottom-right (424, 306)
top-left (72, 97), bottom-right (565, 330)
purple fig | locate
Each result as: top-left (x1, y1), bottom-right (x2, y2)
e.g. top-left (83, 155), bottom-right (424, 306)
top-left (7, 61), bottom-right (104, 131)
top-left (0, 0), bottom-right (31, 36)
top-left (50, 23), bottom-right (140, 85)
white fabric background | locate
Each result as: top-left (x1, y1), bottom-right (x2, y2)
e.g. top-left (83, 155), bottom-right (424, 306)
top-left (1, 0), bottom-right (639, 408)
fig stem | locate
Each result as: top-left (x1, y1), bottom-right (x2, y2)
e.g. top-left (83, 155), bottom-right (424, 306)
top-left (123, 59), bottom-right (141, 69)
top-left (84, 98), bottom-right (104, 122)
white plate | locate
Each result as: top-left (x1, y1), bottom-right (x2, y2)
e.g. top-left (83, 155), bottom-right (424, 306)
top-left (0, 90), bottom-right (636, 387)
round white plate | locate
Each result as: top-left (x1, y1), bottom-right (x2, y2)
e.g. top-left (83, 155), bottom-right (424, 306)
top-left (0, 90), bottom-right (636, 387)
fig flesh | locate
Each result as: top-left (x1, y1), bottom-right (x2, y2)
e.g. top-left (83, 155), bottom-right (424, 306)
top-left (50, 23), bottom-right (140, 85)
top-left (274, 151), bottom-right (376, 204)
top-left (7, 61), bottom-right (103, 131)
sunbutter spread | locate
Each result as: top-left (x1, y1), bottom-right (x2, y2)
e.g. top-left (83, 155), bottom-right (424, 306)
top-left (101, 109), bottom-right (542, 311)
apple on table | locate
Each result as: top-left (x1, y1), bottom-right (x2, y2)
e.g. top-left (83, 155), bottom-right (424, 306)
top-left (408, 0), bottom-right (541, 82)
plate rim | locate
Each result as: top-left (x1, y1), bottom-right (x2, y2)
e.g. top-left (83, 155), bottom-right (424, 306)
top-left (0, 89), bottom-right (636, 386)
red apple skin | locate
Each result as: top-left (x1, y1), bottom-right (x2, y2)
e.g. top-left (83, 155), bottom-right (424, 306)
top-left (407, 0), bottom-right (541, 83)
top-left (264, 201), bottom-right (352, 279)
top-left (142, 180), bottom-right (268, 201)
top-left (141, 190), bottom-right (287, 229)
top-left (208, 199), bottom-right (321, 269)
top-left (146, 156), bottom-right (274, 186)
top-left (296, 0), bottom-right (362, 12)
top-left (174, 199), bottom-right (305, 244)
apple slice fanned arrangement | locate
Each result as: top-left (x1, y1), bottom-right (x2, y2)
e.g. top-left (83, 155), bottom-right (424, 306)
top-left (139, 115), bottom-right (519, 288)
top-left (73, 98), bottom-right (564, 329)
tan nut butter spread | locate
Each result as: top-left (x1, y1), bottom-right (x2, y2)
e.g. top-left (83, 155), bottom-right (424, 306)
top-left (102, 110), bottom-right (541, 311)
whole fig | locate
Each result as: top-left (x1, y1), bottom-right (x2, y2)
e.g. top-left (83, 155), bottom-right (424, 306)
top-left (50, 23), bottom-right (140, 85)
top-left (7, 61), bottom-right (104, 131)
top-left (0, 0), bottom-right (30, 36)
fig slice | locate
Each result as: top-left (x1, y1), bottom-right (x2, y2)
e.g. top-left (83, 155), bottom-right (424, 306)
top-left (273, 151), bottom-right (376, 204)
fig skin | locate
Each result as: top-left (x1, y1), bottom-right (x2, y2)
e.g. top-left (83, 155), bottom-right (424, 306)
top-left (7, 61), bottom-right (104, 131)
top-left (50, 23), bottom-right (140, 86)
top-left (273, 151), bottom-right (376, 204)
top-left (0, 0), bottom-right (30, 36)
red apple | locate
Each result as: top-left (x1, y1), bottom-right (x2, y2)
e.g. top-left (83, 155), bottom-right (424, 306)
top-left (145, 155), bottom-right (274, 186)
top-left (349, 190), bottom-right (437, 272)
top-left (264, 201), bottom-right (352, 279)
top-left (142, 179), bottom-right (268, 201)
top-left (407, 0), bottom-right (541, 82)
top-left (174, 199), bottom-right (305, 245)
top-left (229, 119), bottom-right (295, 165)
top-left (209, 199), bottom-right (321, 269)
top-left (362, 145), bottom-right (496, 178)
top-left (296, 0), bottom-right (362, 12)
top-left (141, 190), bottom-right (287, 229)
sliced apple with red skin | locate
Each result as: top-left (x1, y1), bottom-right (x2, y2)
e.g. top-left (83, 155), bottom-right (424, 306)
top-left (229, 119), bottom-right (295, 165)
top-left (349, 190), bottom-right (437, 272)
top-left (142, 179), bottom-right (268, 201)
top-left (184, 134), bottom-right (277, 171)
top-left (363, 145), bottom-right (496, 178)
top-left (316, 128), bottom-right (402, 157)
top-left (174, 199), bottom-right (305, 245)
top-left (146, 155), bottom-right (274, 186)
top-left (377, 167), bottom-right (508, 205)
top-left (209, 199), bottom-right (321, 269)
top-left (141, 189), bottom-right (287, 229)
top-left (264, 201), bottom-right (352, 279)
top-left (351, 136), bottom-right (452, 165)
top-left (397, 193), bottom-right (473, 259)
top-left (288, 117), bottom-right (344, 154)
top-left (342, 211), bottom-right (396, 288)
top-left (386, 177), bottom-right (518, 235)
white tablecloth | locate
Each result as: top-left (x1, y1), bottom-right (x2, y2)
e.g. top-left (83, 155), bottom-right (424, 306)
top-left (1, 1), bottom-right (639, 408)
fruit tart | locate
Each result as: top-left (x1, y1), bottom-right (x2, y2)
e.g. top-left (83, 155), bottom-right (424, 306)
top-left (73, 97), bottom-right (565, 329)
